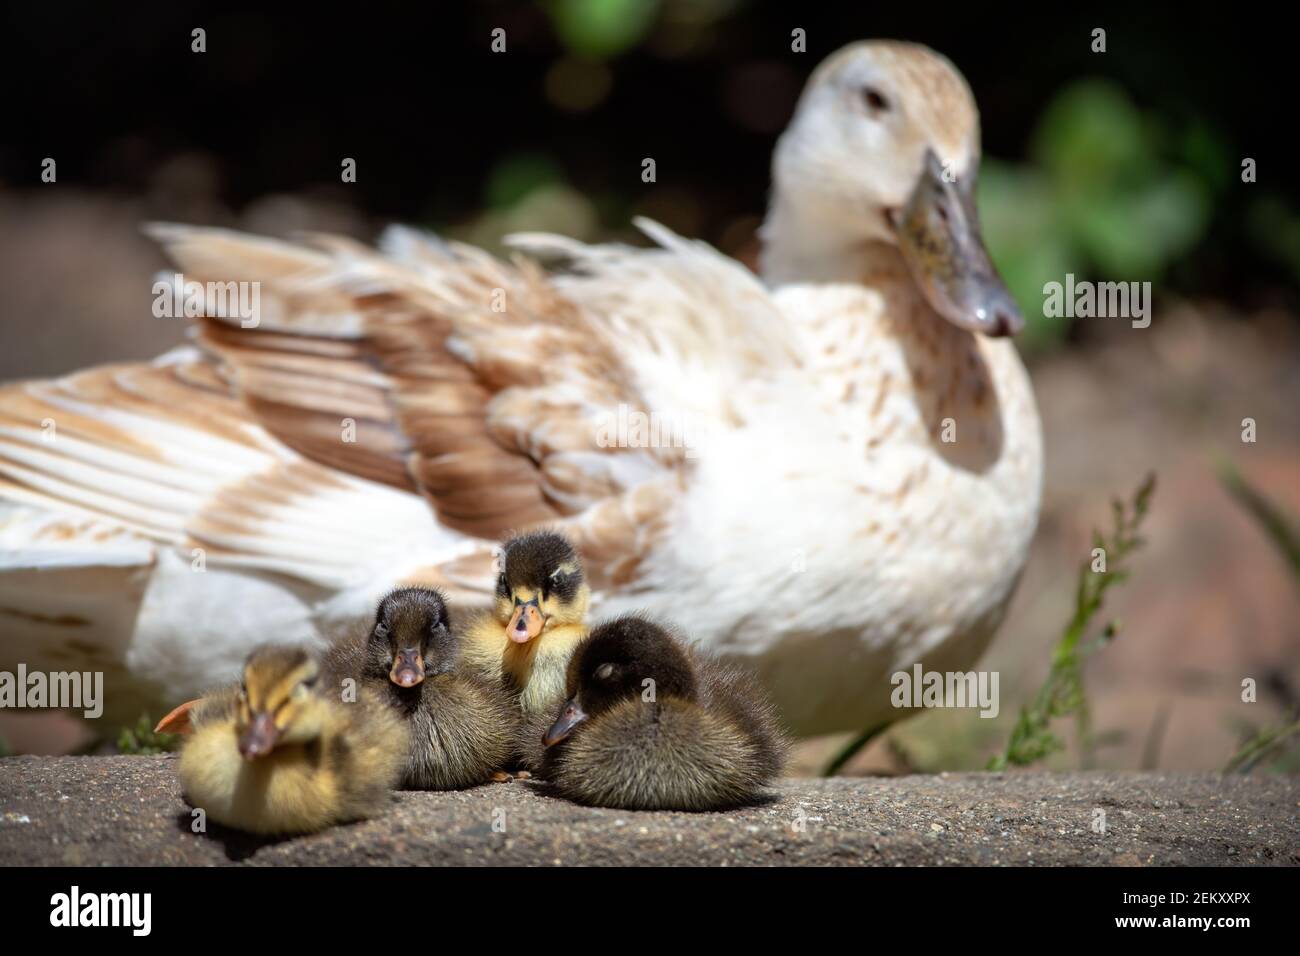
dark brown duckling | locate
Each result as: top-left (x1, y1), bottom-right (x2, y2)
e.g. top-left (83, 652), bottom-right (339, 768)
top-left (535, 615), bottom-right (787, 811)
top-left (326, 587), bottom-right (517, 790)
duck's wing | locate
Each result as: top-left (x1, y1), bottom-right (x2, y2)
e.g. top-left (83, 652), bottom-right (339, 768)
top-left (145, 219), bottom-right (804, 591)
top-left (0, 219), bottom-right (805, 714)
top-left (0, 350), bottom-right (468, 711)
top-left (0, 352), bottom-right (455, 589)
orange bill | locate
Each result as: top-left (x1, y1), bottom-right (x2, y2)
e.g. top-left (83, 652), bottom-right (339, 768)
top-left (506, 603), bottom-right (545, 643)
top-left (154, 699), bottom-right (200, 735)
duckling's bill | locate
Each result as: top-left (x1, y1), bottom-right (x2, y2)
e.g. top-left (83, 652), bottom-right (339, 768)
top-left (506, 591), bottom-right (546, 643)
top-left (892, 149), bottom-right (1023, 337)
top-left (542, 696), bottom-right (587, 745)
top-left (154, 699), bottom-right (198, 735)
top-left (389, 647), bottom-right (425, 687)
top-left (238, 711), bottom-right (279, 758)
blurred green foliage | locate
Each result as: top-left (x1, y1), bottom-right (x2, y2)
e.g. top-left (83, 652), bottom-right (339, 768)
top-left (1248, 196), bottom-right (1300, 282)
top-left (116, 715), bottom-right (179, 756)
top-left (548, 0), bottom-right (660, 58)
top-left (980, 81), bottom-right (1210, 351)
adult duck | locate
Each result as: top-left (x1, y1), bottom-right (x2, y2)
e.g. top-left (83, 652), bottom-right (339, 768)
top-left (0, 41), bottom-right (1041, 736)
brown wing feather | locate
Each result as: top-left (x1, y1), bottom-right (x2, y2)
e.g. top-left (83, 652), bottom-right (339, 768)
top-left (153, 226), bottom-right (683, 555)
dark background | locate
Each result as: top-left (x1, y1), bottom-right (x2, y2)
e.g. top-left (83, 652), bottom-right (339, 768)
top-left (2, 2), bottom-right (1296, 305)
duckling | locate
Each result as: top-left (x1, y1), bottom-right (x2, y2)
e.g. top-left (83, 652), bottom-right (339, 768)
top-left (536, 615), bottom-right (787, 811)
top-left (325, 586), bottom-right (517, 790)
top-left (463, 530), bottom-right (590, 718)
top-left (178, 644), bottom-right (407, 835)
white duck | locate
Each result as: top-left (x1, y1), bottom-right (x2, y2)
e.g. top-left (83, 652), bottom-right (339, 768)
top-left (0, 41), bottom-right (1041, 736)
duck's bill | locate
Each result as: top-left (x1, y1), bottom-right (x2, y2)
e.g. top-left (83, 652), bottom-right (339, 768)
top-left (389, 649), bottom-right (425, 687)
top-left (892, 149), bottom-right (1023, 337)
top-left (506, 603), bottom-right (545, 644)
top-left (237, 712), bottom-right (280, 759)
top-left (543, 698), bottom-right (588, 746)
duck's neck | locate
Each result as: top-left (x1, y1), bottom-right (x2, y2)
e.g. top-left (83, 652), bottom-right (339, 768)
top-left (760, 194), bottom-right (897, 287)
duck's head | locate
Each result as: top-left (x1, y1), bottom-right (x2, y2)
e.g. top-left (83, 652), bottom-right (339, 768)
top-left (235, 646), bottom-right (326, 759)
top-left (493, 530), bottom-right (589, 645)
top-left (543, 615), bottom-right (695, 746)
top-left (764, 40), bottom-right (1021, 336)
top-left (368, 587), bottom-right (456, 688)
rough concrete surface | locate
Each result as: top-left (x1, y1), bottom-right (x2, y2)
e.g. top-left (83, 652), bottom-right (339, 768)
top-left (0, 756), bottom-right (1295, 866)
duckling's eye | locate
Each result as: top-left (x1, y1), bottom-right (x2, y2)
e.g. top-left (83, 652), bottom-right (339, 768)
top-left (860, 87), bottom-right (890, 113)
top-left (373, 623), bottom-right (389, 640)
top-left (291, 675), bottom-right (316, 700)
top-left (593, 663), bottom-right (615, 681)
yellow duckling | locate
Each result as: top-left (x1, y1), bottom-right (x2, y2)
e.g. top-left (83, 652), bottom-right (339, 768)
top-left (535, 615), bottom-right (787, 811)
top-left (463, 530), bottom-right (590, 717)
top-left (178, 645), bottom-right (407, 835)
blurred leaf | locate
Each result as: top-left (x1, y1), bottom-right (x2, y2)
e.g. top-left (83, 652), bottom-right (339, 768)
top-left (547, 0), bottom-right (660, 59)
top-left (456, 183), bottom-right (600, 253)
top-left (1031, 80), bottom-right (1149, 188)
top-left (1072, 174), bottom-right (1207, 278)
top-left (484, 154), bottom-right (566, 210)
top-left (1216, 456), bottom-right (1300, 585)
top-left (116, 714), bottom-right (179, 755)
top-left (978, 161), bottom-right (1078, 351)
top-left (979, 79), bottom-right (1216, 352)
top-left (1247, 196), bottom-right (1300, 282)
top-left (1178, 120), bottom-right (1233, 195)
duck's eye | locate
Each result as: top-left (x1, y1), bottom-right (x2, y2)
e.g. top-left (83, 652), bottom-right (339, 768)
top-left (861, 87), bottom-right (890, 112)
top-left (593, 663), bottom-right (615, 681)
top-left (373, 623), bottom-right (388, 640)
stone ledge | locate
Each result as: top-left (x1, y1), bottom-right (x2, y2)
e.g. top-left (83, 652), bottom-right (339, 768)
top-left (0, 756), bottom-right (1296, 866)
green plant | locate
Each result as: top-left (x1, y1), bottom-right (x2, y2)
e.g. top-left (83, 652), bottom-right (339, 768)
top-left (979, 80), bottom-right (1211, 351)
top-left (988, 474), bottom-right (1155, 770)
top-left (1216, 457), bottom-right (1300, 773)
top-left (1224, 719), bottom-right (1300, 774)
top-left (821, 721), bottom-right (890, 777)
top-left (1215, 456), bottom-right (1300, 583)
top-left (115, 715), bottom-right (179, 756)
